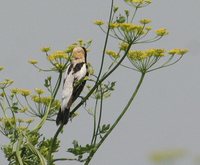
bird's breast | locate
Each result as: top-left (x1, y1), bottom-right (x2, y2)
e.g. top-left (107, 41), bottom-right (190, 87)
top-left (73, 63), bottom-right (87, 80)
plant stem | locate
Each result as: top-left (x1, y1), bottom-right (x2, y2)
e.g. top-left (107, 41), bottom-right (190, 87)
top-left (3, 89), bottom-right (16, 122)
top-left (47, 123), bottom-right (64, 165)
top-left (84, 72), bottom-right (146, 165)
top-left (16, 135), bottom-right (23, 165)
top-left (91, 98), bottom-right (98, 145)
top-left (96, 0), bottom-right (114, 83)
top-left (94, 85), bottom-right (104, 144)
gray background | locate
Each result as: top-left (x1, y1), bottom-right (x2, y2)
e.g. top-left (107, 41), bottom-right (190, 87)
top-left (0, 0), bottom-right (199, 165)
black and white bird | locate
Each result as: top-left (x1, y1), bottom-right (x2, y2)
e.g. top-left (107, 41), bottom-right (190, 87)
top-left (56, 46), bottom-right (88, 125)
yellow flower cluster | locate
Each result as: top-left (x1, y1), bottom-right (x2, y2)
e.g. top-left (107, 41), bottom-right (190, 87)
top-left (124, 0), bottom-right (152, 6)
top-left (109, 23), bottom-right (119, 29)
top-left (11, 88), bottom-right (31, 96)
top-left (34, 88), bottom-right (45, 95)
top-left (109, 23), bottom-right (143, 33)
top-left (32, 95), bottom-right (50, 104)
top-left (168, 48), bottom-right (188, 55)
top-left (41, 47), bottom-right (51, 53)
top-left (0, 79), bottom-right (14, 89)
top-left (0, 117), bottom-right (34, 133)
top-left (145, 26), bottom-right (152, 31)
top-left (10, 88), bottom-right (18, 94)
top-left (128, 48), bottom-right (165, 60)
top-left (128, 50), bottom-right (147, 60)
top-left (146, 49), bottom-right (165, 57)
top-left (155, 28), bottom-right (169, 36)
top-left (119, 42), bottom-right (129, 51)
top-left (140, 18), bottom-right (152, 24)
top-left (0, 117), bottom-right (16, 126)
top-left (150, 149), bottom-right (185, 163)
top-left (28, 59), bottom-right (38, 65)
top-left (48, 51), bottom-right (68, 61)
top-left (94, 20), bottom-right (104, 26)
top-left (106, 50), bottom-right (120, 59)
top-left (19, 89), bottom-right (32, 96)
top-left (31, 95), bottom-right (60, 108)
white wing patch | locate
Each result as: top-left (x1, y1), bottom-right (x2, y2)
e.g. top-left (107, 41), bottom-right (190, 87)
top-left (61, 66), bottom-right (74, 111)
top-left (74, 63), bottom-right (87, 80)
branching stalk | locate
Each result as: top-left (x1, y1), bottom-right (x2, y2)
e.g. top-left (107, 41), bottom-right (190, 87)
top-left (47, 123), bottom-right (64, 165)
top-left (84, 72), bottom-right (146, 165)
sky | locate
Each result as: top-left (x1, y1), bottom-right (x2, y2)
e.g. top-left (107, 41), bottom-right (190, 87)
top-left (0, 0), bottom-right (200, 165)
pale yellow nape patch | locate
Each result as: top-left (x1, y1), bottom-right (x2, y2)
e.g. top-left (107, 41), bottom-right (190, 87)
top-left (72, 47), bottom-right (85, 61)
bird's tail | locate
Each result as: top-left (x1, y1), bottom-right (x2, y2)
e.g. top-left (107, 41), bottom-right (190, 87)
top-left (56, 108), bottom-right (70, 125)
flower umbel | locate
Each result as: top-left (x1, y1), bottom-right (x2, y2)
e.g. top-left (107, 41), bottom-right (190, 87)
top-left (0, 79), bottom-right (14, 89)
top-left (19, 89), bottom-right (31, 97)
top-left (155, 28), bottom-right (169, 36)
top-left (124, 0), bottom-right (152, 7)
top-left (150, 149), bottom-right (185, 163)
top-left (106, 50), bottom-right (120, 59)
top-left (119, 42), bottom-right (129, 51)
top-left (11, 88), bottom-right (20, 94)
top-left (41, 47), bottom-right (51, 53)
top-left (94, 20), bottom-right (104, 26)
top-left (168, 48), bottom-right (188, 55)
top-left (127, 48), bottom-right (187, 73)
top-left (35, 88), bottom-right (45, 95)
top-left (48, 51), bottom-right (68, 61)
top-left (28, 59), bottom-right (38, 65)
top-left (140, 18), bottom-right (152, 24)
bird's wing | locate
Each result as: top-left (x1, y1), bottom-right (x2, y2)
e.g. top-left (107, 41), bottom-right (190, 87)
top-left (71, 63), bottom-right (88, 103)
top-left (61, 63), bottom-right (88, 111)
top-left (63, 64), bottom-right (73, 88)
top-left (61, 64), bottom-right (74, 111)
top-left (71, 79), bottom-right (87, 103)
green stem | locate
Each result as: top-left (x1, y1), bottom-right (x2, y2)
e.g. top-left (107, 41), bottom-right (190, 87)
top-left (94, 85), bottom-right (104, 144)
top-left (47, 123), bottom-right (64, 165)
top-left (53, 158), bottom-right (80, 162)
top-left (3, 89), bottom-right (16, 122)
top-left (91, 98), bottom-right (98, 145)
top-left (147, 55), bottom-right (183, 73)
top-left (45, 72), bottom-right (63, 165)
top-left (16, 135), bottom-right (23, 165)
top-left (96, 0), bottom-right (114, 83)
top-left (52, 71), bottom-right (63, 98)
top-left (84, 72), bottom-right (146, 165)
top-left (131, 7), bottom-right (138, 23)
top-left (1, 89), bottom-right (16, 129)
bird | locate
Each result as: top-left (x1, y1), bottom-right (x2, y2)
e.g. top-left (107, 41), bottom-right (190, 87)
top-left (56, 46), bottom-right (88, 125)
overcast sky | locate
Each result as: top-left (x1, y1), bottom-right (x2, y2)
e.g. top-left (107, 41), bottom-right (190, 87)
top-left (0, 0), bottom-right (200, 165)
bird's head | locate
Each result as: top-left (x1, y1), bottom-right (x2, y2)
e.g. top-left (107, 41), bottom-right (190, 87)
top-left (72, 46), bottom-right (87, 62)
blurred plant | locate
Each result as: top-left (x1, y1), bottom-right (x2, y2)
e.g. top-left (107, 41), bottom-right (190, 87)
top-left (150, 149), bottom-right (186, 165)
top-left (0, 0), bottom-right (188, 165)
